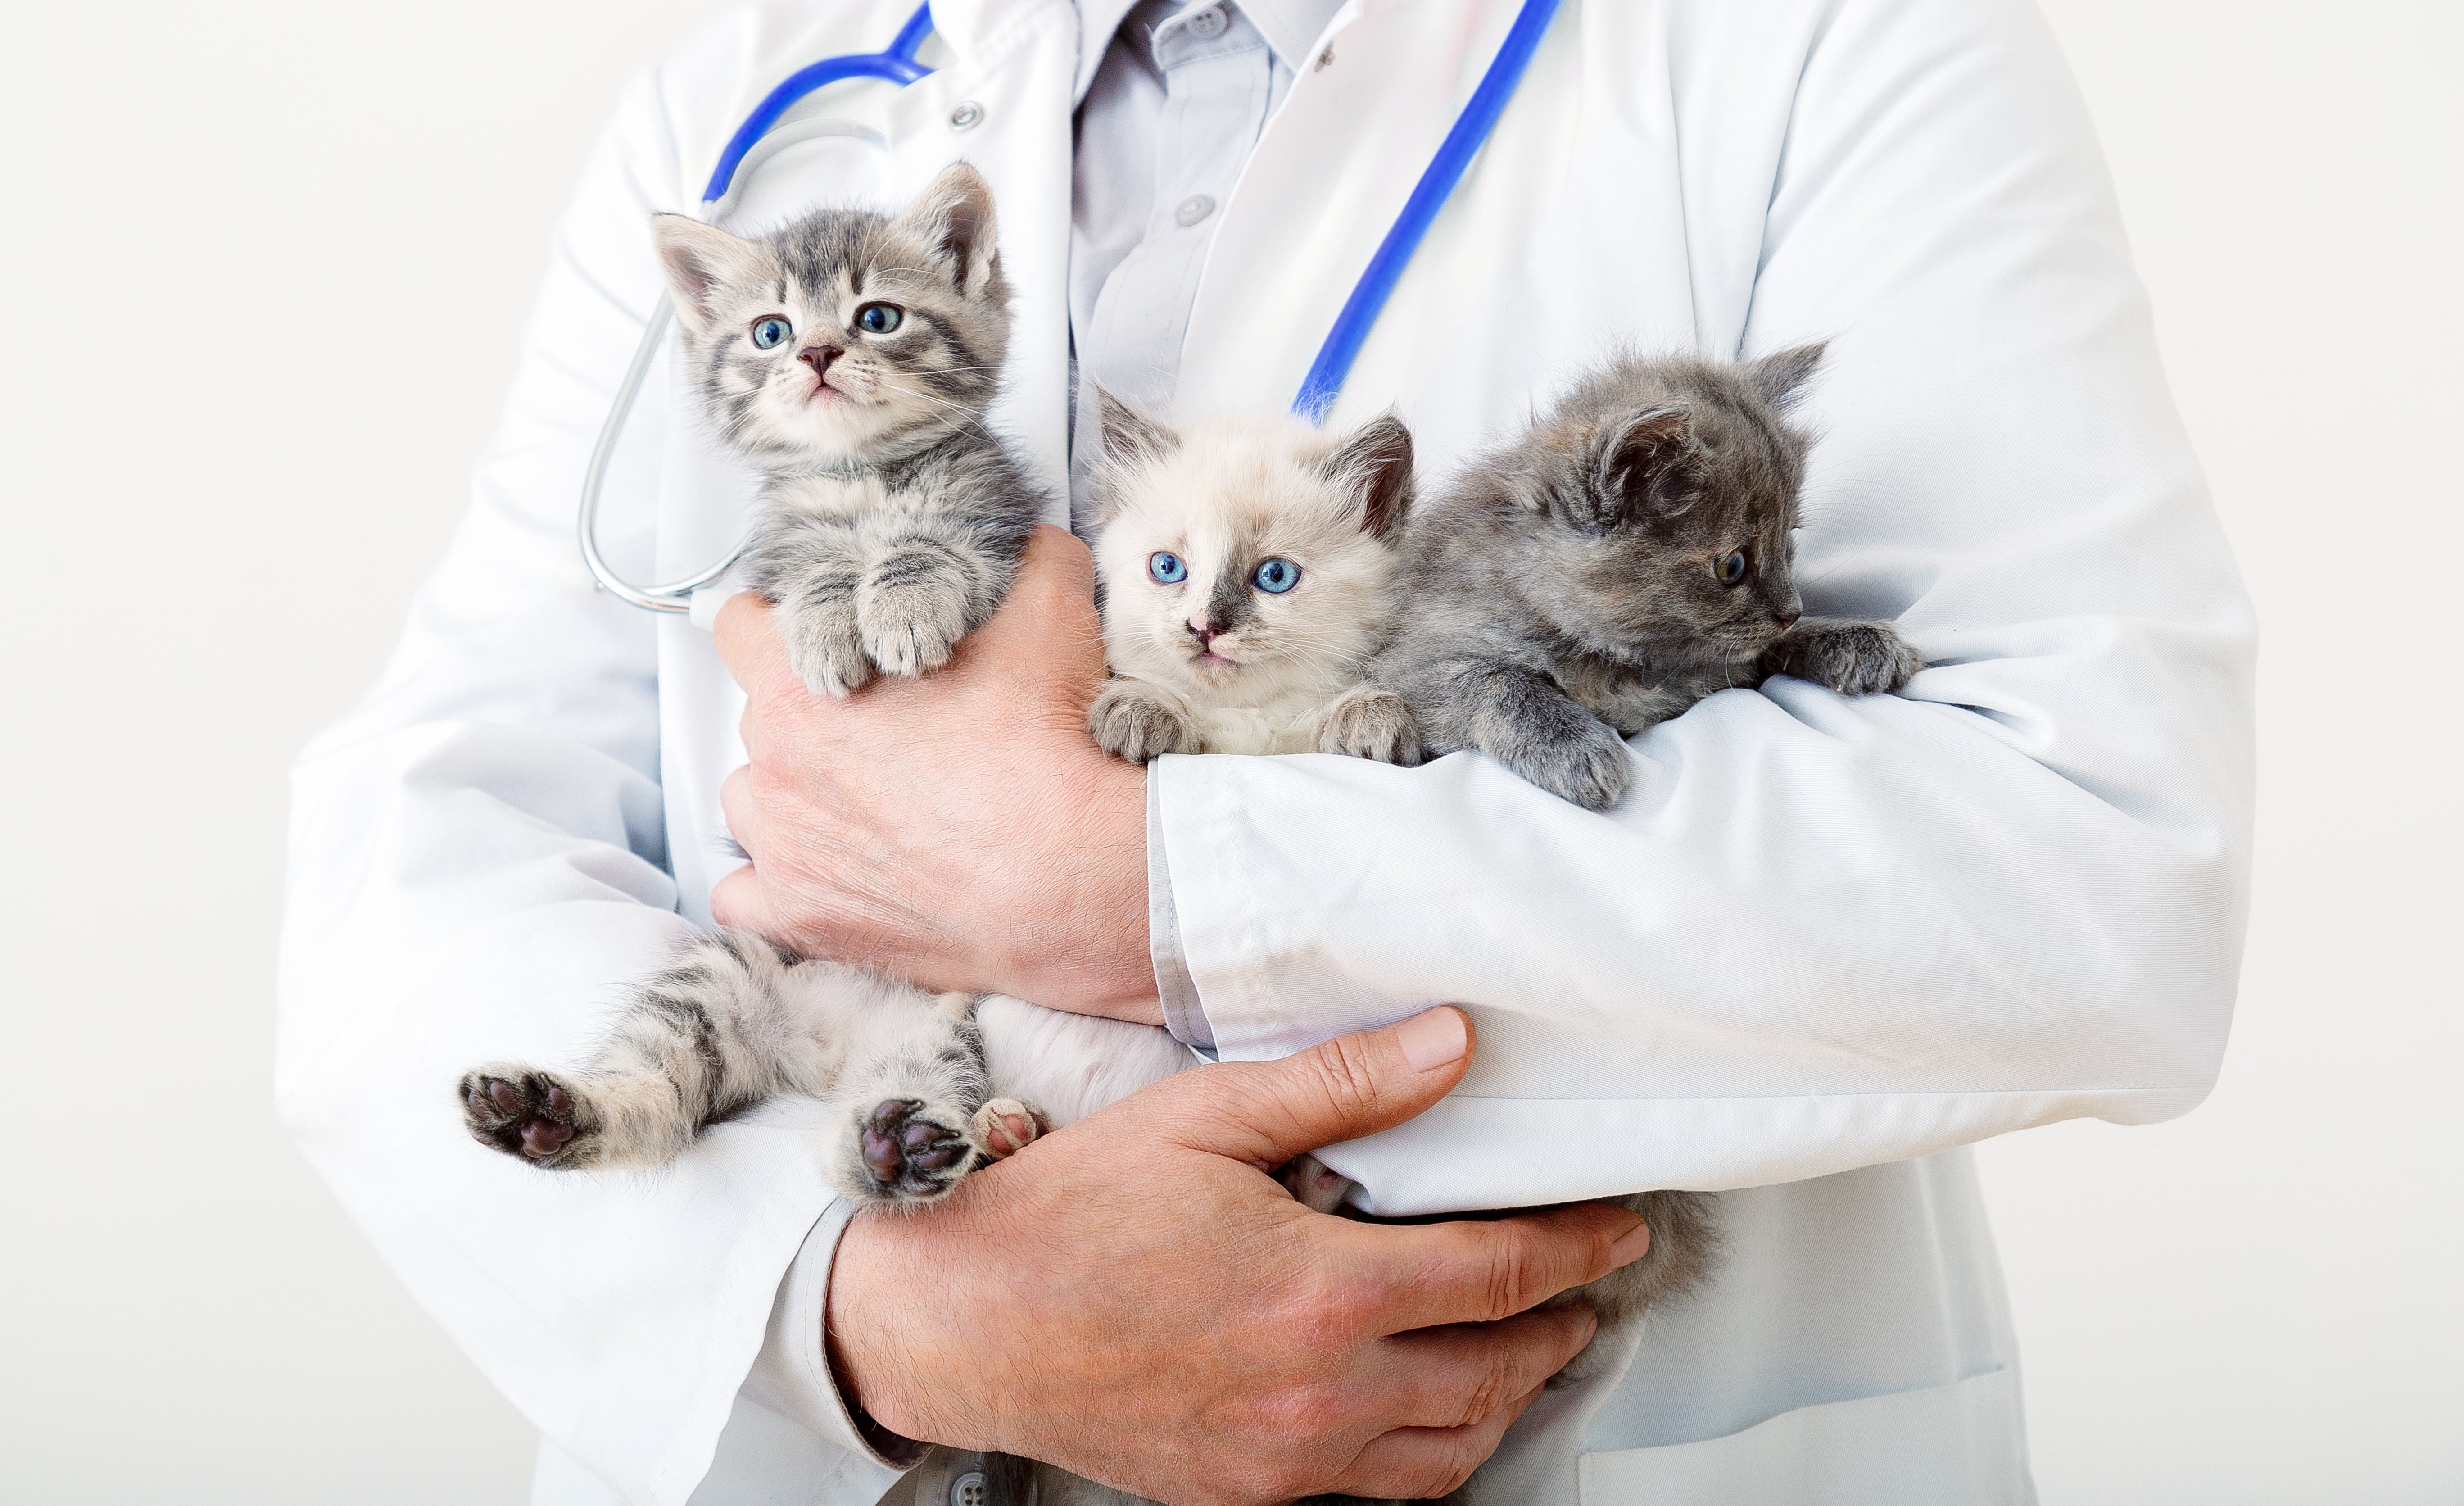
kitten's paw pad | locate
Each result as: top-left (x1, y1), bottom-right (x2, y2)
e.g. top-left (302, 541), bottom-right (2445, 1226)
top-left (1089, 681), bottom-right (1198, 762)
top-left (1775, 621), bottom-right (1922, 697)
top-left (779, 589), bottom-right (873, 698)
top-left (856, 544), bottom-right (980, 678)
top-left (1317, 688), bottom-right (1422, 765)
top-left (970, 1098), bottom-right (1050, 1159)
top-left (854, 1097), bottom-right (978, 1203)
top-left (1278, 1153), bottom-right (1354, 1214)
top-left (459, 1065), bottom-right (598, 1168)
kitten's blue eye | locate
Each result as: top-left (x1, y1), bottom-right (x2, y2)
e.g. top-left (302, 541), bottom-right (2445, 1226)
top-left (1716, 549), bottom-right (1750, 587)
top-left (856, 303), bottom-right (903, 335)
top-left (1251, 558), bottom-right (1301, 594)
top-left (751, 317), bottom-right (792, 349)
top-left (1147, 551), bottom-right (1187, 585)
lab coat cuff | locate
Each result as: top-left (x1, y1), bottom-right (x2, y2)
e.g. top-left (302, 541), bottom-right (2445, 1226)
top-left (743, 1201), bottom-right (929, 1473)
top-left (1148, 762), bottom-right (1216, 1052)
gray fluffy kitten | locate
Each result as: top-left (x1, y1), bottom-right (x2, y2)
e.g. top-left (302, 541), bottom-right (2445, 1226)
top-left (458, 168), bottom-right (1056, 1209)
top-left (656, 161), bottom-right (1042, 696)
top-left (1374, 345), bottom-right (1923, 811)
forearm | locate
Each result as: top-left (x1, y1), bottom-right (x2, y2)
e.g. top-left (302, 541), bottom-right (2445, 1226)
top-left (1156, 636), bottom-right (2249, 1212)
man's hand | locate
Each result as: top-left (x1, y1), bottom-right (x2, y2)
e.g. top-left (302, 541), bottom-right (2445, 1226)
top-left (828, 1008), bottom-right (1653, 1505)
top-left (711, 527), bottom-right (1160, 1021)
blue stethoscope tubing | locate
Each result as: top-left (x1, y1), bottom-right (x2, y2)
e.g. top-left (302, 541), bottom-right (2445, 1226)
top-left (580, 0), bottom-right (1562, 613)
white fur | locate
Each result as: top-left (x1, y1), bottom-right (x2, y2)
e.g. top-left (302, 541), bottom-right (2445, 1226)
top-left (1092, 411), bottom-right (1407, 752)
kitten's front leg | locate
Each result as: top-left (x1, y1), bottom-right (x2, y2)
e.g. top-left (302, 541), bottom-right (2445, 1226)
top-left (854, 517), bottom-right (1021, 679)
top-left (748, 518), bottom-right (874, 698)
top-left (1089, 676), bottom-right (1201, 762)
top-left (1404, 658), bottom-right (1633, 811)
top-left (1759, 617), bottom-right (1922, 696)
top-left (1314, 685), bottom-right (1423, 765)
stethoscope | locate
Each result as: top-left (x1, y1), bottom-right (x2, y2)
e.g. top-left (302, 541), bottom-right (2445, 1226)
top-left (580, 0), bottom-right (1563, 614)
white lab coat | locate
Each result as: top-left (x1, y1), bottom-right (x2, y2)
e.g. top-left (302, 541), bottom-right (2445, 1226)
top-left (276, 0), bottom-right (2253, 1502)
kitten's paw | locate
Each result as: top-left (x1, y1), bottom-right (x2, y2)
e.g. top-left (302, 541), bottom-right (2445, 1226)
top-left (1278, 1153), bottom-right (1354, 1214)
top-left (847, 1097), bottom-right (981, 1206)
top-left (970, 1098), bottom-right (1050, 1160)
top-left (1088, 680), bottom-right (1199, 762)
top-left (1316, 687), bottom-right (1422, 764)
top-left (1767, 619), bottom-right (1922, 696)
top-left (778, 588), bottom-right (873, 698)
top-left (1506, 721), bottom-right (1631, 811)
top-left (856, 543), bottom-right (980, 678)
top-left (459, 1064), bottom-right (600, 1169)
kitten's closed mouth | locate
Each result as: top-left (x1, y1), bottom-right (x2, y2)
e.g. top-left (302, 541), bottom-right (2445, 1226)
top-left (1192, 648), bottom-right (1242, 670)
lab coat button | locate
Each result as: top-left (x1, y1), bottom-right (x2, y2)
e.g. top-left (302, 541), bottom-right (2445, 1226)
top-left (948, 1471), bottom-right (989, 1506)
top-left (948, 101), bottom-right (984, 132)
top-left (1175, 194), bottom-right (1218, 227)
top-left (1187, 6), bottom-right (1227, 37)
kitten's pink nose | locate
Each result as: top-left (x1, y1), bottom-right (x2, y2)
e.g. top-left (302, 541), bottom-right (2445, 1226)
top-left (1186, 620), bottom-right (1218, 646)
top-left (1778, 611), bottom-right (1801, 629)
top-left (799, 344), bottom-right (842, 377)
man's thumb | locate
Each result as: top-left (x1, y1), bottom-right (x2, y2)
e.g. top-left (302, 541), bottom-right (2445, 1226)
top-left (1161, 1007), bottom-right (1473, 1168)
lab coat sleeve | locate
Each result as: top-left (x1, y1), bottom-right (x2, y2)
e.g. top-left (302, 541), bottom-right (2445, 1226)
top-left (274, 19), bottom-right (903, 1503)
top-left (1153, 0), bottom-right (2257, 1215)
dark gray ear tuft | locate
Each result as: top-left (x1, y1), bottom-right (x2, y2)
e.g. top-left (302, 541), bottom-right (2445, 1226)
top-left (1745, 341), bottom-right (1827, 412)
top-left (894, 162), bottom-right (1001, 294)
top-left (1095, 386), bottom-right (1178, 467)
top-left (1318, 411), bottom-right (1415, 540)
top-left (1091, 387), bottom-right (1179, 521)
top-left (650, 214), bottom-right (762, 332)
top-left (1594, 405), bottom-right (1704, 522)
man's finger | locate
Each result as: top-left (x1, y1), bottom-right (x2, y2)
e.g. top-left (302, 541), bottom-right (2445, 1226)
top-left (708, 862), bottom-right (773, 935)
top-left (1331, 1382), bottom-right (1547, 1501)
top-left (1349, 1200), bottom-right (1649, 1332)
top-left (1147, 1007), bottom-right (1472, 1166)
top-left (963, 526), bottom-right (1106, 683)
top-left (1373, 1303), bottom-right (1597, 1430)
top-left (719, 766), bottom-right (770, 866)
top-left (711, 591), bottom-right (806, 706)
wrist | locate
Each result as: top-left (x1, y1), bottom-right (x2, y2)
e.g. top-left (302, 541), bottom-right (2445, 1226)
top-left (826, 1209), bottom-right (981, 1450)
top-left (992, 756), bottom-right (1164, 1024)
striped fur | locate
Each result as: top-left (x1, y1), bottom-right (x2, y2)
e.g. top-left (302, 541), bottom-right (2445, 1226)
top-left (653, 162), bottom-right (1045, 697)
top-left (459, 931), bottom-right (1045, 1207)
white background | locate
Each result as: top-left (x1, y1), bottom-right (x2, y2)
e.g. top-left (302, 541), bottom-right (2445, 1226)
top-left (0, 0), bottom-right (2455, 1500)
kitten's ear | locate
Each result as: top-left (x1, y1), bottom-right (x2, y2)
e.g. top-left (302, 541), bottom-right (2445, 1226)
top-left (1594, 405), bottom-right (1705, 522)
top-left (651, 214), bottom-right (764, 335)
top-left (1744, 341), bottom-right (1826, 412)
top-left (1096, 386), bottom-right (1179, 467)
top-left (894, 162), bottom-right (1001, 297)
top-left (1318, 411), bottom-right (1415, 540)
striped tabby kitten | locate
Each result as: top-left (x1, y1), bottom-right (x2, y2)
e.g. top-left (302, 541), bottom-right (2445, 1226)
top-left (459, 166), bottom-right (1058, 1207)
top-left (661, 161), bottom-right (1042, 696)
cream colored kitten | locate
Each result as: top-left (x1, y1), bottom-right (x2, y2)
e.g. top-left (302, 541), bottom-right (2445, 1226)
top-left (1086, 391), bottom-right (1422, 765)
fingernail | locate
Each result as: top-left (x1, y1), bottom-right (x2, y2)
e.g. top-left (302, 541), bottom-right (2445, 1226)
top-left (1395, 1007), bottom-right (1468, 1071)
top-left (1608, 1216), bottom-right (1652, 1268)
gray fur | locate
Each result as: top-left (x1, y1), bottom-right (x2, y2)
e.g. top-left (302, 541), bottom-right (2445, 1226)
top-left (653, 163), bottom-right (1045, 697)
top-left (1373, 345), bottom-right (1922, 810)
top-left (458, 931), bottom-right (1045, 1208)
top-left (457, 169), bottom-right (1057, 1206)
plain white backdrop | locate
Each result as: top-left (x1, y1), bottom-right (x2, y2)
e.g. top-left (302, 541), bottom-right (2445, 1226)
top-left (0, 1), bottom-right (2454, 1500)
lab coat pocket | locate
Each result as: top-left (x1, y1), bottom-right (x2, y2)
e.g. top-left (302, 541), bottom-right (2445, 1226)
top-left (1576, 1368), bottom-right (2032, 1506)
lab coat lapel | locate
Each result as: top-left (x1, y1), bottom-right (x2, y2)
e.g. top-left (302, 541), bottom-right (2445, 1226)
top-left (1178, 0), bottom-right (1701, 473)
